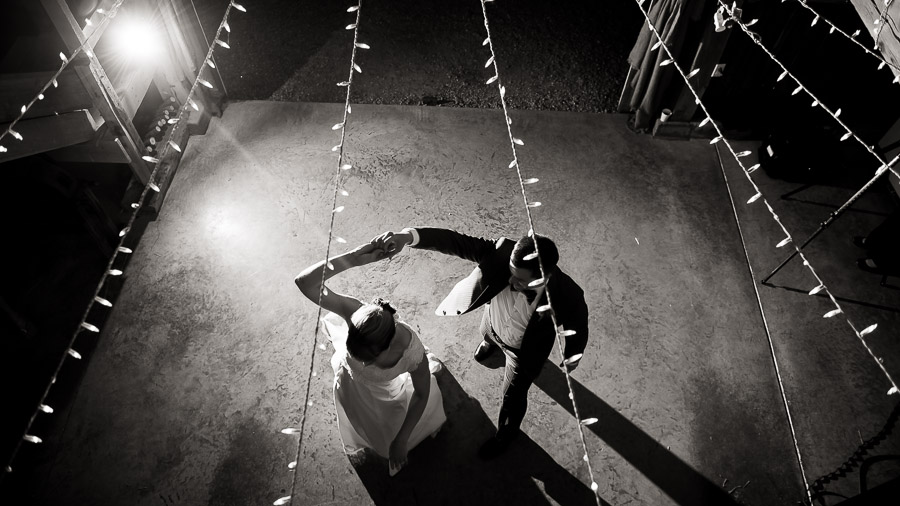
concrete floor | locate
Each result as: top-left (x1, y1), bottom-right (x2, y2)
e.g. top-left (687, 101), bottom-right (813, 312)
top-left (7, 102), bottom-right (900, 505)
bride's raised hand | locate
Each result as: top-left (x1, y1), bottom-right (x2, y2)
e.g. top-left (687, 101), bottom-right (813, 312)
top-left (351, 242), bottom-right (389, 265)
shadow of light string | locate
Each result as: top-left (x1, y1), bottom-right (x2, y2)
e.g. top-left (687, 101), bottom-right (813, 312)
top-left (274, 2), bottom-right (369, 505)
top-left (713, 1), bottom-right (900, 393)
top-left (479, 0), bottom-right (603, 502)
top-left (636, 0), bottom-right (899, 502)
top-left (786, 0), bottom-right (900, 74)
top-left (0, 0), bottom-right (247, 480)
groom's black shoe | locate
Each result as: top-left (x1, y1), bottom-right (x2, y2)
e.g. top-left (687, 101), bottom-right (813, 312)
top-left (478, 429), bottom-right (519, 460)
top-left (474, 339), bottom-right (498, 362)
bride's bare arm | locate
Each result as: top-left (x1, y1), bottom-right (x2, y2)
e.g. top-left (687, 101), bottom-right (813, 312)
top-left (294, 243), bottom-right (388, 320)
top-left (388, 353), bottom-right (431, 471)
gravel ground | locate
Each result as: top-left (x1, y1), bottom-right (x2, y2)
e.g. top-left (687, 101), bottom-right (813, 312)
top-left (193, 0), bottom-right (642, 113)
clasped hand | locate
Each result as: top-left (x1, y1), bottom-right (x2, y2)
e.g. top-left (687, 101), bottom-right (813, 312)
top-left (351, 231), bottom-right (406, 265)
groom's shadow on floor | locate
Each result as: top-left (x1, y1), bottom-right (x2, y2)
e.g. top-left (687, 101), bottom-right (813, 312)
top-left (348, 368), bottom-right (608, 506)
top-left (532, 361), bottom-right (742, 506)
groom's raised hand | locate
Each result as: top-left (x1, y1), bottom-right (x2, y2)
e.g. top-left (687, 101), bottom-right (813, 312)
top-left (371, 230), bottom-right (412, 258)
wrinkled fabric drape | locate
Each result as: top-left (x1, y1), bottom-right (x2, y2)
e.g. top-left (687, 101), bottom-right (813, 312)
top-left (627, 0), bottom-right (693, 130)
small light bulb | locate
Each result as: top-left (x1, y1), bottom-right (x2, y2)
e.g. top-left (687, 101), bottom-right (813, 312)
top-left (80, 322), bottom-right (100, 332)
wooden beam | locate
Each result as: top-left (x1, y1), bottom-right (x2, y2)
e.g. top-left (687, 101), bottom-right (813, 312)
top-left (0, 110), bottom-right (100, 163)
top-left (82, 0), bottom-right (119, 43)
top-left (40, 0), bottom-right (150, 183)
top-left (0, 66), bottom-right (93, 122)
top-left (116, 67), bottom-right (156, 121)
top-left (48, 126), bottom-right (131, 164)
top-left (848, 0), bottom-right (900, 79)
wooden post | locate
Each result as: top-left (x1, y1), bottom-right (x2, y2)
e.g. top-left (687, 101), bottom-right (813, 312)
top-left (848, 0), bottom-right (900, 80)
top-left (39, 0), bottom-right (151, 183)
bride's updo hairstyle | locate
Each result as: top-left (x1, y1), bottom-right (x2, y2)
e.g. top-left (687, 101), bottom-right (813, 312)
top-left (347, 298), bottom-right (397, 362)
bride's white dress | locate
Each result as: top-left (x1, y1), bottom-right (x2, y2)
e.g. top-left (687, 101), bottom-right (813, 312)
top-left (322, 312), bottom-right (446, 458)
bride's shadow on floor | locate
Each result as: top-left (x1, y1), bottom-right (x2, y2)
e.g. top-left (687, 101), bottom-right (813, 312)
top-left (348, 368), bottom-right (607, 506)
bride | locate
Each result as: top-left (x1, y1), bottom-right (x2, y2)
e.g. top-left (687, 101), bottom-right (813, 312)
top-left (294, 239), bottom-right (446, 475)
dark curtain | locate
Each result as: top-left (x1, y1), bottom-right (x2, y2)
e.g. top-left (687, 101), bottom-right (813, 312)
top-left (626, 0), bottom-right (705, 130)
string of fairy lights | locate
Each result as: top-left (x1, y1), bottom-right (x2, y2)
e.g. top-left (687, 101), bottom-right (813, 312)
top-left (478, 0), bottom-right (603, 501)
top-left (788, 0), bottom-right (900, 73)
top-left (1, 0), bottom-right (246, 479)
top-left (711, 1), bottom-right (900, 395)
top-left (637, 0), bottom-right (899, 500)
top-left (718, 0), bottom-right (900, 184)
top-left (0, 1), bottom-right (126, 154)
top-left (275, 3), bottom-right (368, 505)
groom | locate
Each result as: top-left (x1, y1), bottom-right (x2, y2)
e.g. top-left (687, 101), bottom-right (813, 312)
top-left (379, 227), bottom-right (589, 459)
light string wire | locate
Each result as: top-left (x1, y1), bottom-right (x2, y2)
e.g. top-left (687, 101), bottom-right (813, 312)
top-left (788, 0), bottom-right (900, 73)
top-left (874, 0), bottom-right (895, 48)
top-left (0, 0), bottom-right (126, 154)
top-left (277, 3), bottom-right (366, 506)
top-left (0, 0), bottom-right (246, 480)
top-left (715, 0), bottom-right (900, 397)
top-left (478, 0), bottom-right (602, 500)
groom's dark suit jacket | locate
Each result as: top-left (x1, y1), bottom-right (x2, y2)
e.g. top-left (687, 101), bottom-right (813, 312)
top-left (411, 227), bottom-right (589, 362)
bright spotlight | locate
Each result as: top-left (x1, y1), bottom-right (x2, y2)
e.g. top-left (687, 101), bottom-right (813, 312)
top-left (110, 17), bottom-right (162, 63)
